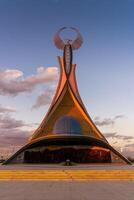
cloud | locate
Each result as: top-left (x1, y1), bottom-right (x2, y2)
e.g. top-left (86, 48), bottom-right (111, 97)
top-left (94, 117), bottom-right (114, 126)
top-left (104, 132), bottom-right (134, 140)
top-left (0, 69), bottom-right (23, 80)
top-left (115, 135), bottom-right (133, 140)
top-left (94, 115), bottom-right (125, 127)
top-left (0, 113), bottom-right (34, 151)
top-left (125, 143), bottom-right (134, 148)
top-left (104, 132), bottom-right (117, 138)
top-left (32, 89), bottom-right (54, 109)
top-left (104, 132), bottom-right (134, 155)
top-left (0, 115), bottom-right (27, 129)
top-left (0, 67), bottom-right (58, 96)
top-left (0, 130), bottom-right (29, 147)
top-left (114, 115), bottom-right (125, 120)
top-left (0, 127), bottom-right (34, 157)
top-left (0, 105), bottom-right (16, 113)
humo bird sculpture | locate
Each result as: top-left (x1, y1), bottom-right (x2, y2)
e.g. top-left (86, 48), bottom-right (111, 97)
top-left (54, 27), bottom-right (83, 74)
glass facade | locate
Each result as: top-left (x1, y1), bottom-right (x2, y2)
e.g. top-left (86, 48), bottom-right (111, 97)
top-left (53, 116), bottom-right (82, 135)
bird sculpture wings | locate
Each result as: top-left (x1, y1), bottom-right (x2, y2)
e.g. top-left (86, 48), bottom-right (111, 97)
top-left (54, 27), bottom-right (83, 50)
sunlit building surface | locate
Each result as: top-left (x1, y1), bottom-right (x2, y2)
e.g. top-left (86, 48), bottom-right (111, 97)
top-left (4, 28), bottom-right (130, 164)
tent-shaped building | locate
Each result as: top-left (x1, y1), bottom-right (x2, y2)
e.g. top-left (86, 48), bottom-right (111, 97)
top-left (4, 28), bottom-right (130, 164)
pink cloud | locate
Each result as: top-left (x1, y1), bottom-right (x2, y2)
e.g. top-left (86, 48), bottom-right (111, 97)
top-left (0, 69), bottom-right (23, 80)
top-left (0, 114), bottom-right (34, 151)
top-left (0, 105), bottom-right (16, 113)
top-left (0, 67), bottom-right (58, 96)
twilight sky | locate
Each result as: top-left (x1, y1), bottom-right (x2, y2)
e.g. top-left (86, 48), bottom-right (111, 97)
top-left (0, 0), bottom-right (134, 157)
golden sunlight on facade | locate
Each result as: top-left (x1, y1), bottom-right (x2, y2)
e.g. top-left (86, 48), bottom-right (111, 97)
top-left (3, 28), bottom-right (131, 165)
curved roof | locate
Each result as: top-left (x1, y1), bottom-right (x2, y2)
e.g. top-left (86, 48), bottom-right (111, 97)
top-left (3, 135), bottom-right (131, 164)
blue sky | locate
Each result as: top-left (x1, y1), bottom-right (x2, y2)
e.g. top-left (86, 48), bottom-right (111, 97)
top-left (0, 0), bottom-right (134, 157)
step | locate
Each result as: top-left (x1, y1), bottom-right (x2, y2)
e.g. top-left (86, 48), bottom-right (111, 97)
top-left (0, 169), bottom-right (134, 181)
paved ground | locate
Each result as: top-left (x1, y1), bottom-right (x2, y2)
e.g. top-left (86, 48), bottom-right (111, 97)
top-left (0, 164), bottom-right (134, 200)
top-left (1, 163), bottom-right (134, 170)
top-left (0, 181), bottom-right (134, 200)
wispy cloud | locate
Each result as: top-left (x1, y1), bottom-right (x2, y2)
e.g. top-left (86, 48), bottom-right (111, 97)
top-left (94, 115), bottom-right (125, 127)
top-left (104, 132), bottom-right (133, 140)
top-left (104, 132), bottom-right (117, 138)
top-left (32, 88), bottom-right (54, 109)
top-left (0, 105), bottom-right (16, 113)
top-left (0, 113), bottom-right (34, 149)
top-left (0, 130), bottom-right (30, 147)
top-left (94, 117), bottom-right (114, 126)
top-left (114, 115), bottom-right (125, 120)
top-left (0, 67), bottom-right (58, 96)
top-left (94, 115), bottom-right (134, 155)
top-left (0, 115), bottom-right (27, 129)
top-left (104, 132), bottom-right (134, 156)
top-left (125, 143), bottom-right (134, 148)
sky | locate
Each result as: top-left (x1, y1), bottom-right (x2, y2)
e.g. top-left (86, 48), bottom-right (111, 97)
top-left (0, 0), bottom-right (134, 158)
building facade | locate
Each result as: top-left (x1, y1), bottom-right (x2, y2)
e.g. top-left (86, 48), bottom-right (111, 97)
top-left (3, 28), bottom-right (130, 164)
